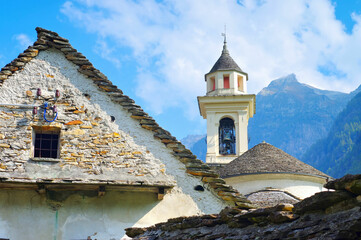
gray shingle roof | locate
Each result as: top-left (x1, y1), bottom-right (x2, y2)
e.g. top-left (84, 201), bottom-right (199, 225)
top-left (207, 42), bottom-right (245, 76)
top-left (218, 142), bottom-right (329, 178)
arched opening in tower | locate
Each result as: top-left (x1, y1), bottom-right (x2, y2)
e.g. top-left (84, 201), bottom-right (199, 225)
top-left (219, 117), bottom-right (236, 155)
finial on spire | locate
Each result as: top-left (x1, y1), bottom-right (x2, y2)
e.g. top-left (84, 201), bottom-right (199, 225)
top-left (221, 24), bottom-right (229, 54)
top-left (221, 24), bottom-right (227, 44)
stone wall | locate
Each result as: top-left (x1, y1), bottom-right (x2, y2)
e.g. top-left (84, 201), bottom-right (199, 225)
top-left (0, 50), bottom-right (172, 185)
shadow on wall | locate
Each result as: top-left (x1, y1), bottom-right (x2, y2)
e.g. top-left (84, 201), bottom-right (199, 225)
top-left (0, 189), bottom-right (160, 239)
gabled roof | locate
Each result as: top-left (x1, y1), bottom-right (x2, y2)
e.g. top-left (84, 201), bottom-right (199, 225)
top-left (0, 27), bottom-right (250, 207)
top-left (218, 142), bottom-right (329, 178)
top-left (206, 41), bottom-right (248, 80)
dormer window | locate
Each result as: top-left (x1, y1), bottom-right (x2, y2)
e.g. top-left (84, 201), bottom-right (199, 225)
top-left (33, 127), bottom-right (60, 159)
top-left (223, 75), bottom-right (230, 89)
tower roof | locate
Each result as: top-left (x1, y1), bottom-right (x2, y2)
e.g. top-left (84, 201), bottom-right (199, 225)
top-left (207, 40), bottom-right (247, 78)
top-left (218, 142), bottom-right (329, 178)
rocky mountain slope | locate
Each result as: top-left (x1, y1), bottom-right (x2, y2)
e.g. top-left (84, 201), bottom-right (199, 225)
top-left (248, 73), bottom-right (351, 159)
top-left (302, 90), bottom-right (361, 178)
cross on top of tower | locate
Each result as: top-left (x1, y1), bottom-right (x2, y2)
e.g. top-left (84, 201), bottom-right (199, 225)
top-left (222, 25), bottom-right (227, 44)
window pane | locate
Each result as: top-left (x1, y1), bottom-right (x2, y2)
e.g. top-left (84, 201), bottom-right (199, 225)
top-left (34, 131), bottom-right (60, 159)
top-left (52, 140), bottom-right (58, 148)
top-left (35, 138), bottom-right (41, 148)
top-left (51, 150), bottom-right (58, 158)
top-left (41, 139), bottom-right (51, 149)
top-left (41, 150), bottom-right (51, 158)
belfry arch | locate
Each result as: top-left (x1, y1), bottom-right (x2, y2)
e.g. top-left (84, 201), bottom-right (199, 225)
top-left (219, 117), bottom-right (236, 155)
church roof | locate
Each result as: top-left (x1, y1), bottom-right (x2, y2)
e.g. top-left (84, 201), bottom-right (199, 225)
top-left (207, 41), bottom-right (248, 79)
top-left (246, 190), bottom-right (300, 208)
top-left (0, 27), bottom-right (249, 207)
top-left (218, 142), bottom-right (329, 178)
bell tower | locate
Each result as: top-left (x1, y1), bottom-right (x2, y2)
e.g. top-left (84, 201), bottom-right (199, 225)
top-left (197, 36), bottom-right (256, 165)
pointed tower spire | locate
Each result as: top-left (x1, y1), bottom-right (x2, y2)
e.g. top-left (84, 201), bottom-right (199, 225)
top-left (221, 25), bottom-right (229, 55)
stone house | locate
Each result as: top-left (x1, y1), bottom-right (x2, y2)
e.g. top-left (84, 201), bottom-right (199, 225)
top-left (0, 28), bottom-right (250, 240)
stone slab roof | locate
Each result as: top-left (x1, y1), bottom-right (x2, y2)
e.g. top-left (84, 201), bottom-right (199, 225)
top-left (218, 142), bottom-right (329, 178)
top-left (246, 190), bottom-right (300, 208)
top-left (126, 174), bottom-right (361, 239)
top-left (0, 27), bottom-right (250, 207)
top-left (206, 42), bottom-right (248, 79)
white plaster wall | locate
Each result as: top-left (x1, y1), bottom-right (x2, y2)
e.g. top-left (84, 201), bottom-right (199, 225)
top-left (0, 189), bottom-right (200, 240)
top-left (225, 174), bottom-right (328, 199)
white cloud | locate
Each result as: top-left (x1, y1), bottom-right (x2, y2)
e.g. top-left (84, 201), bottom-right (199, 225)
top-left (13, 34), bottom-right (32, 50)
top-left (61, 0), bottom-right (361, 120)
top-left (94, 39), bottom-right (121, 68)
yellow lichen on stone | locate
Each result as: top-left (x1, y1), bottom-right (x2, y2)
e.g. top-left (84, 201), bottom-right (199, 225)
top-left (0, 134), bottom-right (4, 140)
top-left (91, 122), bottom-right (99, 126)
top-left (0, 144), bottom-right (10, 148)
top-left (45, 74), bottom-right (54, 78)
top-left (0, 163), bottom-right (7, 169)
top-left (26, 90), bottom-right (33, 97)
top-left (65, 120), bottom-right (83, 125)
top-left (132, 151), bottom-right (142, 155)
top-left (80, 125), bottom-right (92, 129)
top-left (73, 110), bottom-right (85, 114)
top-left (113, 132), bottom-right (120, 137)
top-left (64, 129), bottom-right (85, 136)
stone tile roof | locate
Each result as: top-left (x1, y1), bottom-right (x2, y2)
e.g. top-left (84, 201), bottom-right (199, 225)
top-left (0, 27), bottom-right (250, 207)
top-left (207, 41), bottom-right (248, 79)
top-left (218, 142), bottom-right (329, 178)
top-left (126, 174), bottom-right (361, 239)
top-left (246, 190), bottom-right (300, 208)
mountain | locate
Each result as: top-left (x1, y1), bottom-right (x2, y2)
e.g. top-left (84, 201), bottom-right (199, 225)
top-left (248, 74), bottom-right (351, 159)
top-left (301, 90), bottom-right (361, 178)
top-left (181, 134), bottom-right (205, 149)
top-left (186, 73), bottom-right (355, 162)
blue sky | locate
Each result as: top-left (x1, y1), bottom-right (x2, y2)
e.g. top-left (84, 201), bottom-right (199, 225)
top-left (1, 0), bottom-right (361, 140)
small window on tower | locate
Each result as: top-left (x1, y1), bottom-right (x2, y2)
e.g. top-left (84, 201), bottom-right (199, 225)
top-left (238, 75), bottom-right (244, 92)
top-left (33, 127), bottom-right (60, 159)
top-left (210, 77), bottom-right (216, 91)
top-left (223, 75), bottom-right (230, 89)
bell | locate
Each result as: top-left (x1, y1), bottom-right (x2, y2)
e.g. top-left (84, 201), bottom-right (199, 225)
top-left (223, 131), bottom-right (232, 142)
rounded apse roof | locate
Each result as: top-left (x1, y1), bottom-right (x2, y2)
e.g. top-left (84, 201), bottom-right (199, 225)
top-left (218, 142), bottom-right (329, 179)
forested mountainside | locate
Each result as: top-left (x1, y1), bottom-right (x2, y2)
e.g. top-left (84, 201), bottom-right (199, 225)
top-left (302, 90), bottom-right (361, 178)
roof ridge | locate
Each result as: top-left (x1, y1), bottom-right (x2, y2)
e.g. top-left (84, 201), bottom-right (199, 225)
top-left (0, 27), bottom-right (252, 209)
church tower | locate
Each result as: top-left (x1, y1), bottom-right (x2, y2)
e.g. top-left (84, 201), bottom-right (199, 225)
top-left (197, 36), bottom-right (256, 165)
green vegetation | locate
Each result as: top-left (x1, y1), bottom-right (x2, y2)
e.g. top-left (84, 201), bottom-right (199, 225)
top-left (302, 91), bottom-right (361, 178)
